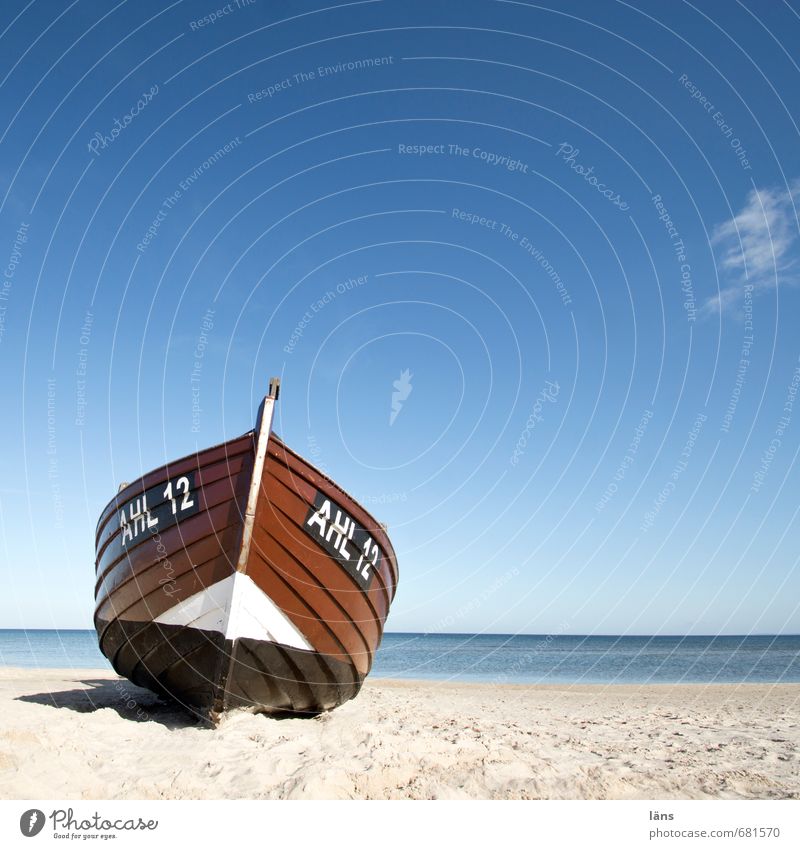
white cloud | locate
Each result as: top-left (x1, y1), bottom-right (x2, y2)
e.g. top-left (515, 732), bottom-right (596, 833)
top-left (704, 182), bottom-right (800, 314)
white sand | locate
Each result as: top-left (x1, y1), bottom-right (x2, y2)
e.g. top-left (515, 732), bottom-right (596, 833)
top-left (0, 668), bottom-right (797, 799)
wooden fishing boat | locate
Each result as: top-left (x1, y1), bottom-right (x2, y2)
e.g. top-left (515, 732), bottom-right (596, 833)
top-left (94, 378), bottom-right (398, 721)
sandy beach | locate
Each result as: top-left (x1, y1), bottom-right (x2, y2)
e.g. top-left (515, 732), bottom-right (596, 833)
top-left (0, 667), bottom-right (797, 799)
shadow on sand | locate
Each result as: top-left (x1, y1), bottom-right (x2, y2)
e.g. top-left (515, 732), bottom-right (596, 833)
top-left (16, 677), bottom-right (203, 730)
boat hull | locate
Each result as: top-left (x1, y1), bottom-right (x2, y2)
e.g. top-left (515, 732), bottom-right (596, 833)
top-left (98, 619), bottom-right (361, 716)
top-left (94, 417), bottom-right (398, 721)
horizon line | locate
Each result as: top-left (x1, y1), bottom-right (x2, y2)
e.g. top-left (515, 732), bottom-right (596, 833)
top-left (1, 628), bottom-right (798, 638)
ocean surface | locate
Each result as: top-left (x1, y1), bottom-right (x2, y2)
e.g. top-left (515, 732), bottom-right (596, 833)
top-left (1, 630), bottom-right (799, 684)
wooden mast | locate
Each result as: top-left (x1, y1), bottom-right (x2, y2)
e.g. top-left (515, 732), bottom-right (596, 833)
top-left (213, 377), bottom-right (281, 715)
top-left (235, 377), bottom-right (280, 575)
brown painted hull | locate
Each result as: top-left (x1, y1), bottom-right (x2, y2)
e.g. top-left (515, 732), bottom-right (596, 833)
top-left (94, 418), bottom-right (398, 721)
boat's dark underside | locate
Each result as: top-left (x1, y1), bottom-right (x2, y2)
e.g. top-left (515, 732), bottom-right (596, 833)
top-left (97, 618), bottom-right (364, 721)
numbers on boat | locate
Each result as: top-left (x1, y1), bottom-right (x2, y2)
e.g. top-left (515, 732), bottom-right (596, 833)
top-left (304, 491), bottom-right (380, 590)
top-left (163, 476), bottom-right (195, 515)
top-left (118, 471), bottom-right (200, 547)
top-left (357, 537), bottom-right (379, 582)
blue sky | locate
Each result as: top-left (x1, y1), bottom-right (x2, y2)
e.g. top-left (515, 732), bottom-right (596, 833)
top-left (0, 0), bottom-right (799, 634)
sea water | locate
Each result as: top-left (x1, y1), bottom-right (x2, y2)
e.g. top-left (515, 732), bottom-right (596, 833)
top-left (1, 629), bottom-right (798, 684)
